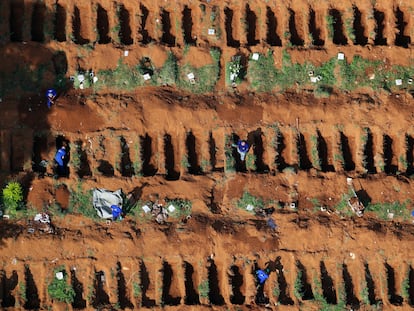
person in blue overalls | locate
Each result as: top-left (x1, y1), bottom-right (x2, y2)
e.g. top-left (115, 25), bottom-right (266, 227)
top-left (232, 139), bottom-right (250, 161)
top-left (54, 146), bottom-right (67, 177)
top-left (46, 88), bottom-right (57, 109)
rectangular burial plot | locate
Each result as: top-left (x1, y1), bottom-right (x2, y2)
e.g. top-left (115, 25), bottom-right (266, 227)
top-left (117, 4), bottom-right (133, 45)
top-left (182, 5), bottom-right (197, 45)
top-left (183, 261), bottom-right (200, 305)
top-left (266, 6), bottom-right (282, 46)
top-left (161, 260), bottom-right (182, 306)
top-left (328, 9), bottom-right (348, 45)
top-left (224, 6), bottom-right (241, 47)
top-left (160, 8), bottom-right (176, 46)
top-left (245, 4), bottom-right (259, 46)
top-left (96, 4), bottom-right (111, 44)
top-left (308, 8), bottom-right (325, 46)
top-left (10, 0), bottom-right (24, 42)
top-left (31, 1), bottom-right (46, 42)
top-left (394, 7), bottom-right (411, 47)
top-left (288, 8), bottom-right (304, 46)
top-left (72, 5), bottom-right (90, 44)
top-left (54, 3), bottom-right (66, 42)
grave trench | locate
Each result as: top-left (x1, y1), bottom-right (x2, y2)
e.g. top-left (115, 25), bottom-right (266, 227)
top-left (186, 130), bottom-right (201, 175)
top-left (394, 7), bottom-right (411, 48)
top-left (54, 3), bottom-right (66, 42)
top-left (308, 8), bottom-right (324, 46)
top-left (362, 128), bottom-right (376, 174)
top-left (382, 134), bottom-right (397, 174)
top-left (182, 6), bottom-right (196, 45)
top-left (141, 133), bottom-right (157, 177)
top-left (160, 8), bottom-right (175, 46)
top-left (342, 263), bottom-right (359, 307)
top-left (161, 261), bottom-right (181, 306)
top-left (266, 6), bottom-right (282, 46)
top-left (119, 136), bottom-right (134, 177)
top-left (352, 6), bottom-right (368, 45)
top-left (224, 7), bottom-right (240, 47)
top-left (183, 261), bottom-right (200, 305)
top-left (329, 9), bottom-right (348, 45)
top-left (10, 0), bottom-right (24, 42)
top-left (339, 131), bottom-right (356, 171)
top-left (245, 4), bottom-right (259, 46)
top-left (385, 263), bottom-right (403, 306)
top-left (96, 4), bottom-right (110, 44)
top-left (30, 1), bottom-right (45, 42)
top-left (118, 4), bottom-right (133, 45)
top-left (296, 132), bottom-right (312, 170)
top-left (228, 265), bottom-right (245, 304)
top-left (72, 6), bottom-right (89, 45)
top-left (164, 133), bottom-right (180, 180)
top-left (374, 9), bottom-right (387, 45)
top-left (139, 4), bottom-right (152, 44)
top-left (288, 9), bottom-right (304, 46)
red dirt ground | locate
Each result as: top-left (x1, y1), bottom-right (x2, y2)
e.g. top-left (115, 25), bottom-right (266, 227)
top-left (2, 0), bottom-right (414, 310)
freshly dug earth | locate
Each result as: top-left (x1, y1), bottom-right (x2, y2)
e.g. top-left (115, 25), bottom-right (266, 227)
top-left (1, 0), bottom-right (414, 310)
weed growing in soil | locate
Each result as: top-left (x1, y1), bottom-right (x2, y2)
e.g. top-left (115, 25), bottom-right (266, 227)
top-left (294, 269), bottom-right (304, 300)
top-left (245, 153), bottom-right (256, 171)
top-left (310, 135), bottom-right (321, 170)
top-left (132, 142), bottom-right (142, 176)
top-left (236, 191), bottom-right (264, 211)
top-left (326, 15), bottom-right (335, 40)
top-left (198, 280), bottom-right (209, 299)
top-left (401, 268), bottom-right (410, 302)
top-left (224, 135), bottom-right (235, 173)
top-left (70, 142), bottom-right (81, 173)
top-left (47, 266), bottom-right (75, 304)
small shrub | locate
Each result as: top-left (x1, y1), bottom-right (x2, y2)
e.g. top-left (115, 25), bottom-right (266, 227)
top-left (47, 266), bottom-right (75, 304)
top-left (2, 181), bottom-right (24, 216)
top-left (294, 269), bottom-right (304, 300)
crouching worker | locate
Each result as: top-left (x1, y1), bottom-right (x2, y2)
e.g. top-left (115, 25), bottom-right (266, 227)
top-left (232, 139), bottom-right (250, 161)
top-left (256, 268), bottom-right (270, 286)
top-left (54, 146), bottom-right (68, 178)
top-left (46, 88), bottom-right (57, 109)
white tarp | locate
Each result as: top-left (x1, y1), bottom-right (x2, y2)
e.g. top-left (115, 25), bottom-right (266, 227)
top-left (92, 189), bottom-right (123, 219)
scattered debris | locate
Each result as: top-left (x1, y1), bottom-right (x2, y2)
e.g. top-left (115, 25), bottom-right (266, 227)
top-left (346, 178), bottom-right (365, 217)
top-left (28, 213), bottom-right (54, 234)
top-left (187, 72), bottom-right (196, 84)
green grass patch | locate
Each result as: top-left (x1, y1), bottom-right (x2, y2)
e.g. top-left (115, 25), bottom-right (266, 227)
top-left (247, 51), bottom-right (277, 92)
top-left (366, 200), bottom-right (411, 220)
top-left (177, 48), bottom-right (221, 93)
top-left (69, 182), bottom-right (97, 219)
top-left (236, 191), bottom-right (265, 212)
top-left (47, 266), bottom-right (75, 304)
